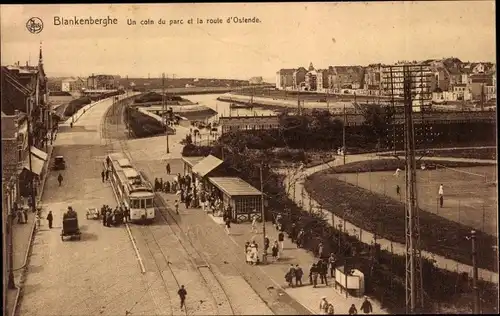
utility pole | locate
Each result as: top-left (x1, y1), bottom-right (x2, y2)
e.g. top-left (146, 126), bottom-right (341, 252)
top-left (343, 104), bottom-right (346, 165)
top-left (162, 73), bottom-right (170, 154)
top-left (260, 164), bottom-right (267, 264)
top-left (471, 230), bottom-right (480, 314)
top-left (402, 65), bottom-right (424, 314)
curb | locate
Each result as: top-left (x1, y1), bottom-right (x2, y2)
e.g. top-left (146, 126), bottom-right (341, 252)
top-left (10, 140), bottom-right (55, 316)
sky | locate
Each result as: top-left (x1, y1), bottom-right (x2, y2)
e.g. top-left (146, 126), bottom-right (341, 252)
top-left (0, 2), bottom-right (496, 81)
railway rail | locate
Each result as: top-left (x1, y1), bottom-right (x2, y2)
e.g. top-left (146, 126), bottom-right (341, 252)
top-left (103, 96), bottom-right (235, 315)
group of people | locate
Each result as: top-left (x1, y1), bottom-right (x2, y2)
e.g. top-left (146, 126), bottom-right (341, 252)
top-left (101, 204), bottom-right (130, 227)
top-left (319, 296), bottom-right (373, 315)
top-left (244, 240), bottom-right (260, 265)
top-left (308, 253), bottom-right (337, 288)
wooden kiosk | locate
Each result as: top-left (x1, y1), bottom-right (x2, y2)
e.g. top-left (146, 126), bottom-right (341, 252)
top-left (208, 177), bottom-right (262, 223)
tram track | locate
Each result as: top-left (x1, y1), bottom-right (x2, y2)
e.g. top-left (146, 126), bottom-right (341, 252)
top-left (102, 96), bottom-right (186, 316)
top-left (119, 138), bottom-right (235, 316)
top-left (104, 96), bottom-right (234, 315)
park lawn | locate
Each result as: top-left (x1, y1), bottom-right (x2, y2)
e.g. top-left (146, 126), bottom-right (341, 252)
top-left (304, 172), bottom-right (498, 272)
top-left (332, 158), bottom-right (495, 174)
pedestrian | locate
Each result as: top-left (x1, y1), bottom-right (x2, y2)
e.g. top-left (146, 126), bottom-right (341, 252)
top-left (224, 216), bottom-right (231, 235)
top-left (57, 173), bottom-right (63, 186)
top-left (178, 285), bottom-right (187, 310)
top-left (174, 200), bottom-right (179, 215)
top-left (166, 163), bottom-right (171, 174)
top-left (106, 211), bottom-right (112, 227)
top-left (327, 304), bottom-right (335, 315)
top-left (271, 241), bottom-right (279, 261)
top-left (309, 263), bottom-right (318, 287)
top-left (23, 208), bottom-right (28, 223)
top-left (285, 264), bottom-right (295, 287)
top-left (396, 184), bottom-right (400, 195)
top-left (101, 170), bottom-right (105, 182)
top-left (294, 264), bottom-right (303, 286)
top-left (46, 211), bottom-right (53, 229)
top-left (360, 296), bottom-right (373, 314)
top-left (328, 253), bottom-right (336, 278)
top-left (297, 229), bottom-right (304, 248)
top-left (438, 184), bottom-right (444, 208)
top-left (264, 235), bottom-right (270, 254)
top-left (278, 231), bottom-right (285, 254)
top-left (349, 304), bottom-right (358, 315)
top-left (317, 242), bottom-right (324, 258)
top-left (319, 297), bottom-right (329, 315)
top-left (251, 213), bottom-right (257, 233)
top-left (35, 212), bottom-right (41, 229)
top-left (319, 259), bottom-right (328, 286)
top-left (105, 169), bottom-right (109, 181)
top-left (290, 222), bottom-right (297, 243)
top-left (102, 209), bottom-right (107, 226)
top-left (17, 209), bottom-right (23, 224)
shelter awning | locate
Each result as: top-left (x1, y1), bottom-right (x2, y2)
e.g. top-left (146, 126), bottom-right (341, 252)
top-left (182, 156), bottom-right (205, 168)
top-left (192, 155), bottom-right (223, 177)
top-left (22, 154), bottom-right (45, 176)
top-left (208, 177), bottom-right (262, 197)
top-left (31, 146), bottom-right (48, 161)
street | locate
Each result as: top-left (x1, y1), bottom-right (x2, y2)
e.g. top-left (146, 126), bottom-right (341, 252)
top-left (17, 96), bottom-right (161, 316)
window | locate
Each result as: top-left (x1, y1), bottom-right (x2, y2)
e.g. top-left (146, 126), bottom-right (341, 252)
top-left (140, 199), bottom-right (146, 209)
top-left (146, 198), bottom-right (154, 208)
top-left (130, 199), bottom-right (140, 209)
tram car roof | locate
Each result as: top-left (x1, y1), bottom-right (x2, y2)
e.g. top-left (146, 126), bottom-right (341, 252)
top-left (117, 158), bottom-right (132, 168)
top-left (108, 152), bottom-right (127, 161)
top-left (122, 168), bottom-right (140, 179)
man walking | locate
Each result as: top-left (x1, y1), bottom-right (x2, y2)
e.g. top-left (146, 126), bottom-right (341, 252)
top-left (438, 184), bottom-right (444, 208)
top-left (174, 200), bottom-right (179, 215)
top-left (105, 169), bottom-right (109, 181)
top-left (278, 231), bottom-right (285, 254)
top-left (360, 296), bottom-right (373, 314)
top-left (166, 163), bottom-right (171, 175)
top-left (294, 264), bottom-right (303, 286)
top-left (101, 170), bottom-right (105, 183)
top-left (46, 211), bottom-right (53, 229)
top-left (178, 285), bottom-right (187, 310)
top-left (57, 173), bottom-right (63, 186)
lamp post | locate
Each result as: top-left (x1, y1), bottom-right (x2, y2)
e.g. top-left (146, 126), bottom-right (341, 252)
top-left (260, 164), bottom-right (267, 264)
top-left (470, 230), bottom-right (480, 314)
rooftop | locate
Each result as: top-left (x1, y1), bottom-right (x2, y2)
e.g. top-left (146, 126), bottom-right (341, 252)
top-left (192, 154), bottom-right (224, 177)
top-left (181, 156), bottom-right (205, 168)
top-left (208, 177), bottom-right (262, 197)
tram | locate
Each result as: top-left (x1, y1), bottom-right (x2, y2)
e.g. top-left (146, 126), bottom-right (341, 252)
top-left (105, 153), bottom-right (155, 223)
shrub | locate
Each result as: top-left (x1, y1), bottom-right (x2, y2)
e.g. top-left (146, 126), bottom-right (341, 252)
top-left (63, 97), bottom-right (91, 116)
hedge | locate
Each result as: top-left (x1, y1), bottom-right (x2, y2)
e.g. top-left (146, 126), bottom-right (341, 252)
top-left (125, 107), bottom-right (173, 138)
top-left (63, 97), bottom-right (91, 116)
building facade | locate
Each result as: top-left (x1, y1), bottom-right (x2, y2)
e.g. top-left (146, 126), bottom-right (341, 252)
top-left (275, 69), bottom-right (295, 90)
top-left (86, 74), bottom-right (120, 90)
top-left (292, 67), bottom-right (307, 90)
top-left (219, 115), bottom-right (280, 134)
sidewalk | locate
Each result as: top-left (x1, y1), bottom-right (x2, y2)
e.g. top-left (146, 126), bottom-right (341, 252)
top-left (221, 219), bottom-right (389, 315)
top-left (6, 133), bottom-right (56, 316)
top-left (284, 154), bottom-right (499, 283)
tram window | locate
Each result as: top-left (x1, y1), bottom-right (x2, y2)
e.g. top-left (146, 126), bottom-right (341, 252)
top-left (140, 199), bottom-right (146, 209)
top-left (146, 198), bottom-right (153, 208)
top-left (130, 199), bottom-right (140, 209)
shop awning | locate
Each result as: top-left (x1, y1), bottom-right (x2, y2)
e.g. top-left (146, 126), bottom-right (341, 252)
top-left (31, 146), bottom-right (48, 161)
top-left (181, 156), bottom-right (205, 168)
top-left (208, 177), bottom-right (262, 197)
top-left (192, 155), bottom-right (223, 177)
top-left (22, 154), bottom-right (45, 176)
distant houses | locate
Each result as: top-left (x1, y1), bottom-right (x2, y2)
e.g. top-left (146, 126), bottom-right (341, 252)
top-left (276, 57), bottom-right (496, 103)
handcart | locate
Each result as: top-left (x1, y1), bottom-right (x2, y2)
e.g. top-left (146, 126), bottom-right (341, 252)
top-left (86, 208), bottom-right (101, 220)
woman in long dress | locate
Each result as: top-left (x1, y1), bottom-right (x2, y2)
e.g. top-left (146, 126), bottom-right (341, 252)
top-left (250, 244), bottom-right (258, 265)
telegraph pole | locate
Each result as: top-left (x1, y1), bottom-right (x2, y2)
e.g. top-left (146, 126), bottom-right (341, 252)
top-left (343, 104), bottom-right (347, 164)
top-left (162, 73), bottom-right (170, 154)
top-left (260, 164), bottom-right (267, 264)
top-left (471, 230), bottom-right (480, 314)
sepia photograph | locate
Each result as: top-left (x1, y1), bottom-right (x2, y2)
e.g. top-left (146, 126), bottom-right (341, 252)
top-left (1, 2), bottom-right (497, 315)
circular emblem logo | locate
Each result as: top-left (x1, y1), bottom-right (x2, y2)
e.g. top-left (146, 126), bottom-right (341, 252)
top-left (26, 17), bottom-right (43, 34)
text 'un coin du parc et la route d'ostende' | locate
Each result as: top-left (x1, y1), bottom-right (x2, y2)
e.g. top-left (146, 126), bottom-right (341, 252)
top-left (53, 16), bottom-right (261, 27)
